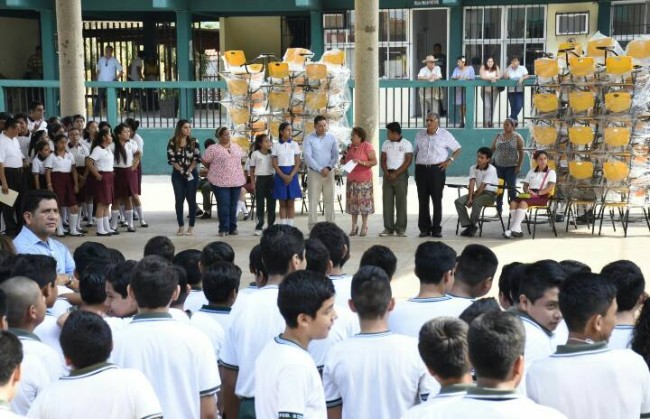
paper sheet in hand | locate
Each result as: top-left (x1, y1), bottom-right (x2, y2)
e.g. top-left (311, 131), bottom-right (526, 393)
top-left (0, 189), bottom-right (18, 207)
top-left (341, 160), bottom-right (357, 174)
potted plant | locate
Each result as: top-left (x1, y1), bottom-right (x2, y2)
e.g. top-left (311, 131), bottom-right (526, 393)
top-left (159, 88), bottom-right (179, 118)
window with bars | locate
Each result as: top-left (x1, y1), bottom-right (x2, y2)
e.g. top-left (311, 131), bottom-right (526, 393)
top-left (611, 1), bottom-right (650, 47)
top-left (463, 5), bottom-right (546, 74)
top-left (556, 12), bottom-right (589, 36)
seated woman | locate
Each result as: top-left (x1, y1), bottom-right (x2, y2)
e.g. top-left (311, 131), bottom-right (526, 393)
top-left (503, 150), bottom-right (556, 239)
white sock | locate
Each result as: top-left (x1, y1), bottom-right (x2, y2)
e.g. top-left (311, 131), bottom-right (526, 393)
top-left (287, 218), bottom-right (294, 226)
top-left (77, 208), bottom-right (83, 230)
top-left (103, 216), bottom-right (113, 233)
top-left (511, 209), bottom-right (527, 233)
top-left (126, 210), bottom-right (134, 228)
top-left (110, 210), bottom-right (120, 230)
top-left (87, 203), bottom-right (94, 224)
top-left (119, 204), bottom-right (126, 220)
top-left (69, 214), bottom-right (79, 234)
top-left (62, 207), bottom-right (69, 224)
top-left (56, 215), bottom-right (64, 235)
top-left (96, 217), bottom-right (107, 234)
top-left (135, 205), bottom-right (144, 221)
top-left (279, 218), bottom-right (286, 225)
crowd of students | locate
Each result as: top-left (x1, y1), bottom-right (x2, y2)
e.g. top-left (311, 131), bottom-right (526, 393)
top-left (0, 218), bottom-right (648, 418)
top-left (0, 103), bottom-right (148, 239)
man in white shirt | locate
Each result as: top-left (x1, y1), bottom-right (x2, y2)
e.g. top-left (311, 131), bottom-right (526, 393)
top-left (28, 310), bottom-right (162, 419)
top-left (601, 260), bottom-right (645, 349)
top-left (255, 270), bottom-right (336, 419)
top-left (93, 45), bottom-right (124, 117)
top-left (0, 330), bottom-right (25, 419)
top-left (454, 147), bottom-right (499, 237)
top-left (380, 122), bottom-right (413, 237)
top-left (111, 256), bottom-right (220, 419)
top-left (323, 266), bottom-right (438, 419)
top-left (527, 272), bottom-right (650, 419)
top-left (124, 50), bottom-right (144, 112)
top-left (417, 55), bottom-right (443, 117)
top-left (0, 118), bottom-right (29, 236)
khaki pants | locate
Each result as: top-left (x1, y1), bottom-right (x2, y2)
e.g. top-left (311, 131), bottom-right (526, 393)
top-left (455, 191), bottom-right (497, 227)
top-left (308, 169), bottom-right (335, 229)
top-left (382, 172), bottom-right (408, 234)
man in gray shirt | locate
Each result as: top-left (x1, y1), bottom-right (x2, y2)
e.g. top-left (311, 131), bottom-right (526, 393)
top-left (302, 115), bottom-right (339, 230)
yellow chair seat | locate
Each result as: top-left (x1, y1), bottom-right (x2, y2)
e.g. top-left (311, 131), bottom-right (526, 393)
top-left (533, 93), bottom-right (559, 113)
top-left (604, 127), bottom-right (630, 148)
top-left (568, 56), bottom-right (595, 77)
top-left (587, 37), bottom-right (617, 58)
top-left (223, 50), bottom-right (247, 68)
top-left (306, 63), bottom-right (328, 81)
top-left (305, 92), bottom-right (328, 110)
top-left (534, 58), bottom-right (560, 78)
top-left (626, 39), bottom-right (650, 61)
top-left (321, 49), bottom-right (345, 66)
top-left (603, 160), bottom-right (630, 182)
top-left (225, 78), bottom-right (249, 96)
top-left (229, 108), bottom-right (250, 125)
top-left (605, 92), bottom-right (632, 113)
top-left (268, 92), bottom-right (290, 110)
top-left (569, 91), bottom-right (595, 113)
top-left (532, 126), bottom-right (558, 146)
top-left (569, 161), bottom-right (594, 180)
top-left (606, 56), bottom-right (633, 75)
top-left (568, 126), bottom-right (594, 146)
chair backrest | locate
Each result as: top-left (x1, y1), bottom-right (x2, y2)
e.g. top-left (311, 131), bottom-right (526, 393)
top-left (606, 56), bottom-right (633, 75)
top-left (603, 160), bottom-right (630, 182)
top-left (568, 56), bottom-right (595, 77)
top-left (568, 161), bottom-right (594, 180)
top-left (268, 62), bottom-right (290, 79)
top-left (268, 91), bottom-right (290, 110)
top-left (305, 63), bottom-right (328, 81)
top-left (269, 120), bottom-right (282, 138)
top-left (321, 49), bottom-right (345, 66)
top-left (533, 93), bottom-right (559, 113)
top-left (283, 48), bottom-right (312, 67)
top-left (604, 92), bottom-right (632, 113)
top-left (229, 108), bottom-right (251, 125)
top-left (569, 91), bottom-right (595, 113)
top-left (225, 78), bottom-right (250, 96)
top-left (568, 126), bottom-right (594, 146)
top-left (231, 136), bottom-right (251, 151)
top-left (604, 127), bottom-right (631, 148)
top-left (587, 37), bottom-right (616, 59)
top-left (532, 126), bottom-right (558, 146)
top-left (223, 50), bottom-right (247, 68)
top-left (534, 58), bottom-right (560, 78)
top-left (495, 178), bottom-right (505, 198)
top-left (557, 42), bottom-right (584, 57)
top-left (626, 39), bottom-right (650, 60)
top-left (305, 92), bottom-right (328, 110)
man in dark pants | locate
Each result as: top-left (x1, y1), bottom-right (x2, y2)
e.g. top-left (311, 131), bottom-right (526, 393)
top-left (414, 112), bottom-right (461, 237)
top-left (0, 118), bottom-right (28, 236)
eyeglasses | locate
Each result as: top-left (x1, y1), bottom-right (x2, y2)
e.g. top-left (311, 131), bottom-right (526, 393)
top-left (426, 119), bottom-right (437, 122)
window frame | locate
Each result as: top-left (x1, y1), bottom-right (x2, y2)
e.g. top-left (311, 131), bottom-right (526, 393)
top-left (611, 0), bottom-right (650, 43)
top-left (555, 12), bottom-right (589, 36)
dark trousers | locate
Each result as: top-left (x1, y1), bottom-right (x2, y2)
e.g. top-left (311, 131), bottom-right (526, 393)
top-left (508, 92), bottom-right (524, 121)
top-left (171, 170), bottom-right (198, 227)
top-left (494, 165), bottom-right (517, 211)
top-left (415, 164), bottom-right (446, 233)
top-left (93, 88), bottom-right (106, 117)
top-left (213, 185), bottom-right (241, 233)
top-left (1, 167), bottom-right (25, 235)
top-left (255, 175), bottom-right (276, 230)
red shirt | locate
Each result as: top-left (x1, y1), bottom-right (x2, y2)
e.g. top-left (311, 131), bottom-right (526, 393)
top-left (344, 142), bottom-right (374, 182)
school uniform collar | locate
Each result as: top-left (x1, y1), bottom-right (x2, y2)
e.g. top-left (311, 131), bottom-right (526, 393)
top-left (132, 312), bottom-right (173, 322)
top-left (274, 334), bottom-right (306, 351)
top-left (448, 293), bottom-right (474, 300)
top-left (475, 163), bottom-right (492, 171)
top-left (354, 330), bottom-right (392, 338)
top-left (555, 341), bottom-right (609, 355)
top-left (466, 387), bottom-right (521, 400)
top-left (328, 274), bottom-right (350, 280)
top-left (439, 383), bottom-right (474, 395)
top-left (410, 295), bottom-right (452, 303)
top-left (279, 138), bottom-right (292, 144)
top-left (200, 305), bottom-right (232, 314)
top-left (516, 310), bottom-right (553, 337)
top-left (65, 362), bottom-right (116, 378)
top-left (8, 328), bottom-right (40, 342)
top-left (614, 324), bottom-right (634, 330)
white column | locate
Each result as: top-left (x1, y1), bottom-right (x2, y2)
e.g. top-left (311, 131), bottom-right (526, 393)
top-left (55, 0), bottom-right (86, 116)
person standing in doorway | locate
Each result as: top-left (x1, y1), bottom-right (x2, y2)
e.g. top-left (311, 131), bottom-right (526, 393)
top-left (417, 56), bottom-right (442, 118)
top-left (93, 45), bottom-right (123, 117)
top-left (303, 115), bottom-right (339, 230)
top-left (414, 112), bottom-right (461, 238)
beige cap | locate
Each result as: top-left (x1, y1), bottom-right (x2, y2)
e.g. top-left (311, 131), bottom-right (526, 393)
top-left (422, 55), bottom-right (437, 63)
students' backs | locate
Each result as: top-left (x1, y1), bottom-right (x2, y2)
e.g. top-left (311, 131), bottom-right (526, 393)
top-left (389, 296), bottom-right (473, 337)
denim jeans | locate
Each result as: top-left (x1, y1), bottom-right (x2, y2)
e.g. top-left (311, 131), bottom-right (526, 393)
top-left (171, 169), bottom-right (198, 227)
top-left (495, 165), bottom-right (517, 211)
top-left (508, 92), bottom-right (524, 121)
top-left (213, 185), bottom-right (241, 233)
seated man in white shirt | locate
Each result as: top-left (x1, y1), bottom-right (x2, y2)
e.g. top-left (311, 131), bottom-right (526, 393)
top-left (600, 260), bottom-right (645, 349)
top-left (425, 311), bottom-right (567, 418)
top-left (454, 147), bottom-right (499, 237)
top-left (0, 330), bottom-right (25, 419)
top-left (255, 270), bottom-right (336, 419)
top-left (402, 317), bottom-right (474, 419)
top-left (527, 272), bottom-right (650, 419)
top-left (27, 310), bottom-right (162, 419)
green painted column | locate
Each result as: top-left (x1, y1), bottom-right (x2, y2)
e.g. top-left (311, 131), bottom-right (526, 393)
top-left (40, 10), bottom-right (59, 116)
top-left (597, 1), bottom-right (611, 36)
top-left (310, 10), bottom-right (324, 58)
top-left (176, 10), bottom-right (193, 120)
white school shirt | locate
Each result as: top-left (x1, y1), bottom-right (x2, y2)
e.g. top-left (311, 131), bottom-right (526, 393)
top-left (27, 118), bottom-right (47, 133)
top-left (527, 343), bottom-right (650, 419)
top-left (45, 152), bottom-right (74, 173)
top-left (0, 133), bottom-right (25, 168)
top-left (551, 320), bottom-right (569, 350)
top-left (517, 313), bottom-right (554, 395)
top-left (97, 56), bottom-right (123, 82)
top-left (11, 354), bottom-right (50, 415)
top-left (323, 331), bottom-right (439, 419)
top-left (33, 313), bottom-right (62, 356)
top-left (329, 274), bottom-right (353, 308)
top-left (18, 136), bottom-right (30, 160)
top-left (388, 295), bottom-right (475, 338)
top-left (381, 139), bottom-right (413, 170)
top-left (183, 289), bottom-right (209, 314)
top-left (88, 146), bottom-right (114, 172)
top-left (68, 142), bottom-right (89, 167)
top-left (31, 156), bottom-right (49, 175)
top-left (1, 405), bottom-right (26, 418)
top-left (11, 330), bottom-right (65, 382)
top-left (524, 168), bottom-right (556, 190)
top-left (308, 307), bottom-right (359, 371)
top-left (193, 305), bottom-right (232, 332)
top-left (272, 140), bottom-right (301, 167)
top-left (250, 150), bottom-right (274, 176)
top-left (26, 363), bottom-right (162, 419)
top-left (168, 307), bottom-right (191, 324)
top-left (401, 384), bottom-right (473, 419)
top-left (425, 388), bottom-right (567, 419)
top-left (609, 324), bottom-right (634, 349)
top-left (255, 336), bottom-right (327, 419)
top-left (133, 133), bottom-right (144, 157)
top-left (190, 307), bottom-right (227, 359)
top-left (218, 285), bottom-right (285, 398)
top-left (111, 313), bottom-right (221, 419)
top-left (112, 140), bottom-right (139, 168)
top-left (469, 164), bottom-right (498, 192)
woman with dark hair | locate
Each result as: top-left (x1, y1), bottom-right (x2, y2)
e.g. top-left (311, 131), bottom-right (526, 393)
top-left (82, 120), bottom-right (98, 149)
top-left (87, 127), bottom-right (117, 236)
top-left (167, 119), bottom-right (200, 236)
top-left (491, 118), bottom-right (524, 213)
top-left (503, 150), bottom-right (556, 239)
top-left (479, 57), bottom-right (501, 128)
top-left (451, 56), bottom-right (475, 128)
top-left (202, 126), bottom-right (246, 236)
top-left (272, 122), bottom-right (301, 227)
top-left (110, 123), bottom-right (140, 233)
top-left (341, 126), bottom-right (377, 236)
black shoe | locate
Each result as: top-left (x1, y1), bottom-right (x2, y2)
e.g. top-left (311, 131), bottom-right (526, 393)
top-left (200, 212), bottom-right (212, 219)
top-left (96, 232), bottom-right (112, 236)
top-left (418, 231), bottom-right (430, 238)
top-left (460, 226), bottom-right (477, 237)
top-left (69, 232), bottom-right (85, 237)
top-left (431, 228), bottom-right (443, 238)
top-left (109, 230), bottom-right (120, 235)
top-left (196, 209), bottom-right (204, 217)
top-left (127, 226), bottom-right (136, 232)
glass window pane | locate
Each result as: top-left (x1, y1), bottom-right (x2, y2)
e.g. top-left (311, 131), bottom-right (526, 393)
top-left (323, 14), bottom-right (344, 29)
top-left (389, 10), bottom-right (408, 42)
top-left (379, 47), bottom-right (408, 79)
top-left (484, 8), bottom-right (502, 39)
top-left (484, 44), bottom-right (502, 69)
top-left (524, 43), bottom-right (544, 73)
top-left (465, 44), bottom-right (482, 74)
top-left (507, 7), bottom-right (525, 39)
top-left (465, 9), bottom-right (483, 39)
top-left (506, 43), bottom-right (524, 64)
top-left (527, 6), bottom-right (545, 39)
top-left (379, 11), bottom-right (389, 42)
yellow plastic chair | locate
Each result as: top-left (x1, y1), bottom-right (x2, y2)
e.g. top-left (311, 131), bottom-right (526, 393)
top-left (225, 78), bottom-right (249, 97)
top-left (596, 160), bottom-right (633, 236)
top-left (606, 56), bottom-right (633, 83)
top-left (532, 126), bottom-right (558, 146)
top-left (568, 161), bottom-right (594, 180)
top-left (231, 136), bottom-right (251, 151)
top-left (587, 37), bottom-right (617, 59)
top-left (477, 178), bottom-right (506, 237)
top-left (223, 50), bottom-right (247, 68)
top-left (268, 91), bottom-right (290, 111)
top-left (283, 48), bottom-right (312, 68)
top-left (229, 108), bottom-right (250, 126)
top-left (306, 63), bottom-right (328, 81)
top-left (604, 92), bottom-right (632, 113)
top-left (568, 126), bottom-right (594, 147)
top-left (321, 49), bottom-right (345, 66)
top-left (305, 92), bottom-right (328, 111)
top-left (626, 39), bottom-right (650, 62)
top-left (569, 91), bottom-right (595, 113)
top-left (533, 93), bottom-right (559, 113)
top-left (269, 120), bottom-right (282, 138)
top-left (604, 127), bottom-right (631, 149)
top-left (558, 42), bottom-right (584, 57)
top-left (524, 185), bottom-right (558, 239)
top-left (268, 62), bottom-right (290, 79)
top-left (535, 58), bottom-right (560, 80)
top-left (565, 161), bottom-right (596, 231)
top-left (568, 56), bottom-right (595, 79)
top-left (603, 160), bottom-right (630, 182)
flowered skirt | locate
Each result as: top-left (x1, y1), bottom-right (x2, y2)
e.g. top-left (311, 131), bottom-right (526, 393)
top-left (346, 180), bottom-right (374, 215)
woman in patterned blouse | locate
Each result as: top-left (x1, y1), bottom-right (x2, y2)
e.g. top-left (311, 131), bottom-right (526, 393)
top-left (167, 119), bottom-right (200, 236)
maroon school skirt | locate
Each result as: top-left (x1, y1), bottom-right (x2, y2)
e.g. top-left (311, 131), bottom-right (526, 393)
top-left (75, 167), bottom-right (87, 202)
top-left (515, 194), bottom-right (550, 207)
top-left (51, 172), bottom-right (77, 207)
top-left (114, 167), bottom-right (138, 199)
top-left (95, 171), bottom-right (114, 205)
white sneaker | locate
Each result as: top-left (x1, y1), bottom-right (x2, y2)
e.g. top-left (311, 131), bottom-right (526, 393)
top-left (254, 230), bottom-right (262, 236)
top-left (503, 230), bottom-right (513, 239)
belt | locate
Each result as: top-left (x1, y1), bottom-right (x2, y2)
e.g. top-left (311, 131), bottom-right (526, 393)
top-left (416, 163), bottom-right (444, 168)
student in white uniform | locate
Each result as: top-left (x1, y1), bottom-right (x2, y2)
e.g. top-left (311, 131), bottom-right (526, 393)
top-left (110, 124), bottom-right (141, 232)
top-left (86, 127), bottom-right (116, 236)
top-left (0, 330), bottom-right (26, 419)
top-left (47, 134), bottom-right (83, 237)
top-left (27, 311), bottom-right (162, 419)
top-left (31, 141), bottom-right (51, 191)
top-left (75, 263), bottom-right (129, 333)
top-left (323, 266), bottom-right (438, 419)
top-left (250, 133), bottom-right (276, 235)
top-left (255, 270), bottom-right (336, 419)
top-left (104, 260), bottom-right (138, 319)
top-left (359, 245), bottom-right (398, 281)
top-left (185, 241), bottom-right (236, 313)
top-left (172, 249), bottom-right (203, 315)
top-left (67, 128), bottom-right (90, 234)
top-left (527, 272), bottom-right (650, 419)
top-left (401, 317), bottom-right (474, 419)
top-left (124, 118), bottom-right (147, 228)
top-left (111, 256), bottom-right (221, 419)
top-left (424, 311), bottom-right (567, 419)
top-left (389, 242), bottom-right (465, 337)
top-left (309, 222), bottom-right (352, 306)
top-left (601, 260), bottom-right (645, 349)
top-left (219, 225), bottom-right (305, 419)
top-left (448, 244), bottom-right (498, 306)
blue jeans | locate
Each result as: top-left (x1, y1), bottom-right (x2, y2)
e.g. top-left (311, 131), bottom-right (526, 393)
top-left (213, 185), bottom-right (241, 233)
top-left (171, 169), bottom-right (198, 227)
top-left (508, 92), bottom-right (524, 121)
top-left (495, 165), bottom-right (517, 212)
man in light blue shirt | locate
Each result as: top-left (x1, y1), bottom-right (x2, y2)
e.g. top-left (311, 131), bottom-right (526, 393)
top-left (302, 115), bottom-right (339, 229)
top-left (14, 190), bottom-right (75, 283)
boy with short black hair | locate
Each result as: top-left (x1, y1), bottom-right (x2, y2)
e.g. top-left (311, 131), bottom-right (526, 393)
top-left (77, 262), bottom-right (129, 332)
top-left (111, 256), bottom-right (220, 419)
top-left (305, 238), bottom-right (331, 275)
top-left (527, 272), bottom-right (650, 419)
top-left (28, 311), bottom-right (162, 419)
top-left (104, 260), bottom-right (138, 318)
top-left (246, 244), bottom-right (266, 292)
top-left (359, 245), bottom-right (397, 280)
top-left (600, 260), bottom-right (645, 349)
top-left (255, 270), bottom-right (336, 419)
top-left (201, 241), bottom-right (236, 270)
top-left (380, 121), bottom-right (413, 237)
top-left (449, 244), bottom-right (498, 302)
top-left (0, 330), bottom-right (23, 419)
top-left (425, 311), bottom-right (566, 418)
top-left (309, 222), bottom-right (351, 305)
top-left (324, 266), bottom-right (437, 419)
top-left (175, 249), bottom-right (205, 313)
top-left (389, 241), bottom-right (467, 337)
top-left (497, 262), bottom-right (522, 309)
top-left (454, 147), bottom-right (499, 237)
top-left (143, 236), bottom-right (175, 261)
top-left (402, 317), bottom-right (473, 418)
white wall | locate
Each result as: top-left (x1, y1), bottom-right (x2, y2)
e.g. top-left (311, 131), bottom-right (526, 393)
top-left (546, 2), bottom-right (600, 55)
top-left (0, 17), bottom-right (40, 79)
